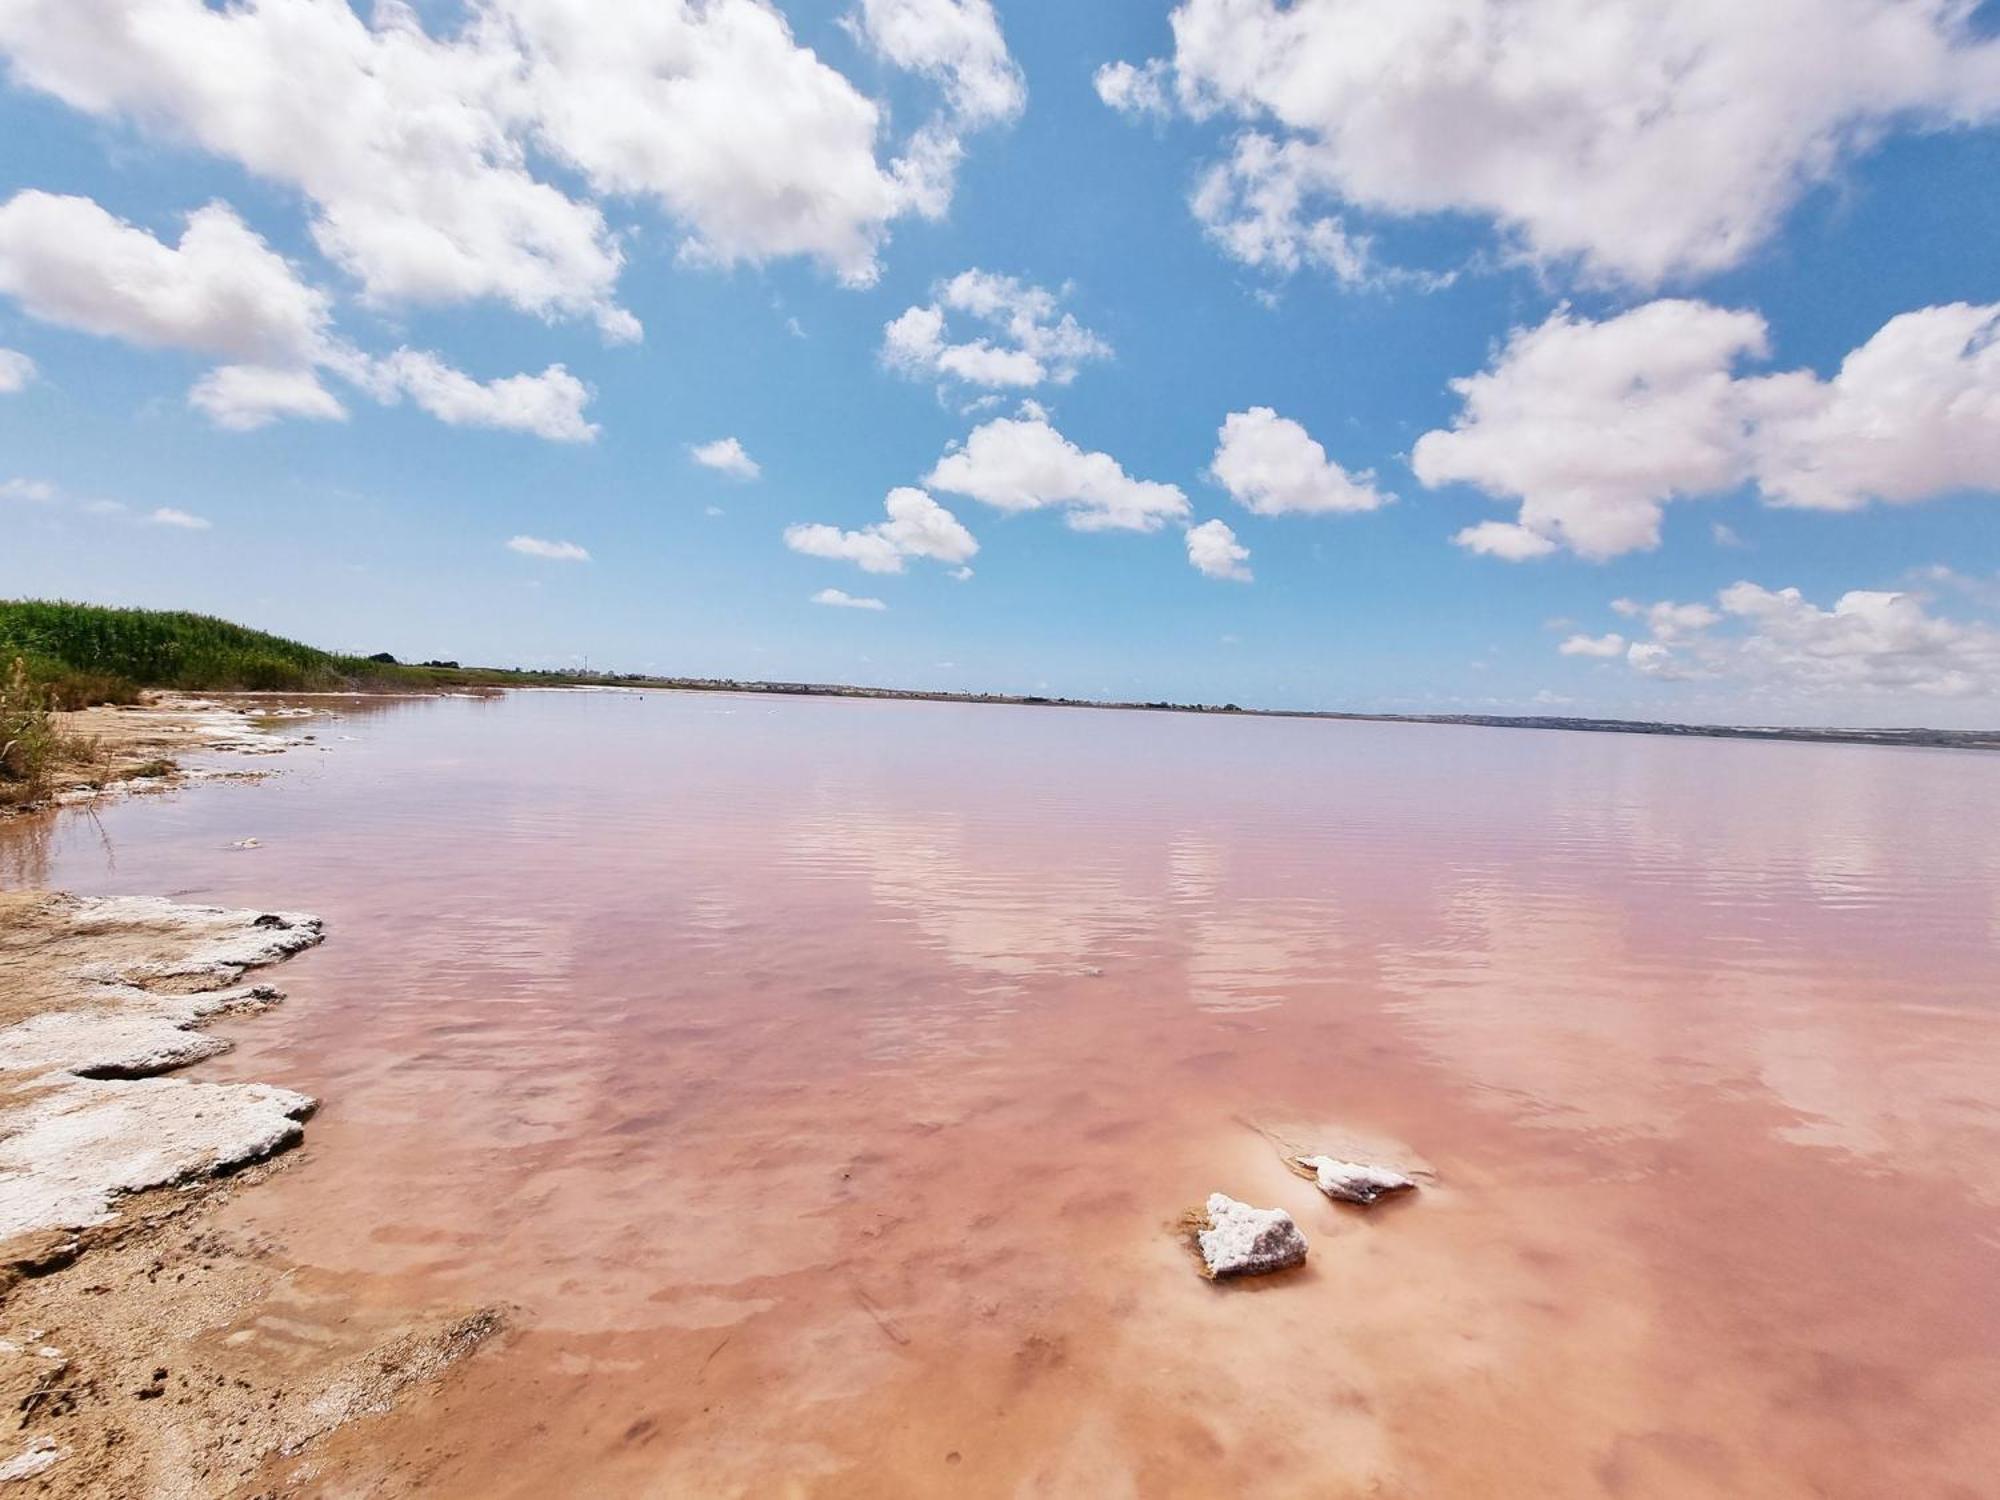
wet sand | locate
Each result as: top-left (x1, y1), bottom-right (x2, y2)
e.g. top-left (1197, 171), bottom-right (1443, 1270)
top-left (4, 690), bottom-right (1998, 1495)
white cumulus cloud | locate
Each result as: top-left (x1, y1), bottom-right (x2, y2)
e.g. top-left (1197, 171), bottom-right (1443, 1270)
top-left (146, 506), bottom-right (210, 530)
top-left (506, 534), bottom-right (590, 561)
top-left (0, 348), bottom-right (35, 392)
top-left (785, 487), bottom-right (977, 574)
top-left (1092, 59), bottom-right (1171, 120)
top-left (1210, 406), bottom-right (1388, 515)
top-left (1188, 133), bottom-right (1377, 284)
top-left (883, 270), bottom-right (1111, 390)
top-left (368, 351), bottom-right (596, 443)
top-left (1418, 299), bottom-right (2000, 560)
top-left (690, 437), bottom-right (762, 480)
top-left (1746, 301), bottom-right (2000, 511)
top-left (0, 0), bottom-right (1008, 333)
top-left (1104, 0), bottom-right (2000, 287)
top-left (1587, 581), bottom-right (2000, 702)
top-left (812, 587), bottom-right (888, 610)
top-left (1186, 518), bottom-right (1251, 581)
top-left (0, 192), bottom-right (331, 365)
top-left (188, 365), bottom-right (346, 431)
top-left (926, 411), bottom-right (1190, 532)
top-left (848, 0), bottom-right (1024, 128)
top-left (1452, 521), bottom-right (1559, 562)
top-left (0, 190), bottom-right (598, 441)
top-left (1558, 633), bottom-right (1626, 658)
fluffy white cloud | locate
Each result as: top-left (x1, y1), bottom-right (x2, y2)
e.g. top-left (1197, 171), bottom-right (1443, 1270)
top-left (506, 534), bottom-right (589, 561)
top-left (785, 486), bottom-right (978, 574)
top-left (1109, 0), bottom-right (2000, 286)
top-left (812, 586), bottom-right (887, 610)
top-left (1416, 300), bottom-right (1766, 560)
top-left (0, 1), bottom-right (626, 335)
top-left (1452, 520), bottom-right (1558, 561)
top-left (1588, 581), bottom-right (2000, 700)
top-left (926, 412), bottom-right (1190, 532)
top-left (0, 190), bottom-right (596, 440)
top-left (0, 193), bottom-right (331, 364)
top-left (787, 524), bottom-right (902, 574)
top-left (510, 0), bottom-right (959, 290)
top-left (1093, 59), bottom-right (1171, 120)
top-left (849, 0), bottom-right (1024, 127)
top-left (146, 506), bottom-right (210, 530)
top-left (1558, 633), bottom-right (1626, 658)
top-left (1186, 518), bottom-right (1251, 581)
top-left (369, 351), bottom-right (595, 443)
top-left (0, 0), bottom-right (998, 332)
top-left (1746, 301), bottom-right (2000, 511)
top-left (883, 270), bottom-right (1111, 389)
top-left (1610, 598), bottom-right (1720, 643)
top-left (1188, 133), bottom-right (1374, 283)
top-left (0, 347), bottom-right (34, 392)
top-left (1719, 583), bottom-right (2000, 698)
top-left (0, 478), bottom-right (55, 503)
top-left (1210, 406), bottom-right (1388, 515)
top-left (188, 365), bottom-right (347, 431)
top-left (1418, 299), bottom-right (2000, 559)
top-left (690, 436), bottom-right (761, 479)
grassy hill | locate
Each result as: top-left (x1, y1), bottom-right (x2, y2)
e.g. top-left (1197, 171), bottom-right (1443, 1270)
top-left (0, 600), bottom-right (532, 704)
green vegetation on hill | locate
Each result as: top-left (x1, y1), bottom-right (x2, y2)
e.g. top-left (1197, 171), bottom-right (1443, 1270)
top-left (0, 600), bottom-right (426, 702)
top-left (0, 599), bottom-right (658, 707)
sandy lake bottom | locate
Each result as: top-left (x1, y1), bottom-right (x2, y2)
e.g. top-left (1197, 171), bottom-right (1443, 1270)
top-left (6, 689), bottom-right (1998, 1497)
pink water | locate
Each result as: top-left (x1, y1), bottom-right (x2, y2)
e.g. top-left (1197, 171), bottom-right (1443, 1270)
top-left (9, 691), bottom-right (2000, 1496)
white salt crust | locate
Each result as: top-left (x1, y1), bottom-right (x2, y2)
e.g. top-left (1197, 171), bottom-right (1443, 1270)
top-left (1196, 1193), bottom-right (1308, 1278)
top-left (0, 898), bottom-right (324, 1242)
top-left (1295, 1155), bottom-right (1418, 1206)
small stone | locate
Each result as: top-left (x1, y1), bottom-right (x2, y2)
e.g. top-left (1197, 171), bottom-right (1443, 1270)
top-left (1195, 1193), bottom-right (1307, 1279)
top-left (1295, 1156), bottom-right (1417, 1206)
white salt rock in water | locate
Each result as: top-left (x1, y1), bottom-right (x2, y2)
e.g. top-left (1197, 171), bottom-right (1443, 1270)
top-left (1196, 1193), bottom-right (1307, 1279)
top-left (1296, 1156), bottom-right (1417, 1206)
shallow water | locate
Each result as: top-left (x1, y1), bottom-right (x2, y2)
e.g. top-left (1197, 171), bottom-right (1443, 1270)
top-left (9, 691), bottom-right (2000, 1496)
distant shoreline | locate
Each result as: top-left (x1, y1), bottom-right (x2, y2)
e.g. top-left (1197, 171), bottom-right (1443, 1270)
top-left (7, 600), bottom-right (1993, 756)
top-left (513, 673), bottom-right (2000, 753)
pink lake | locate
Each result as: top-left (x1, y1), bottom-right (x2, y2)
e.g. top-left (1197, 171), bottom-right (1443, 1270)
top-left (8, 689), bottom-right (2000, 1497)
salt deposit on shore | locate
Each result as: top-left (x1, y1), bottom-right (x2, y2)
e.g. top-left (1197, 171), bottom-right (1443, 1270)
top-left (0, 889), bottom-right (502, 1495)
top-left (0, 895), bottom-right (325, 1246)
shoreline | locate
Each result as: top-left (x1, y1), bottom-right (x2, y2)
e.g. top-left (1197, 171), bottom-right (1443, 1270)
top-left (620, 680), bottom-right (2000, 752)
top-left (449, 675), bottom-right (2000, 753)
top-left (0, 891), bottom-right (503, 1493)
top-left (2, 693), bottom-right (305, 819)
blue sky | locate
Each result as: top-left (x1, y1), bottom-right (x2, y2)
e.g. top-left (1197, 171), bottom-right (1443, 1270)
top-left (1, 1), bottom-right (1997, 726)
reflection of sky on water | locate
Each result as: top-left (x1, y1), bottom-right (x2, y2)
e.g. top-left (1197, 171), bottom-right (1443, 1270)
top-left (11, 690), bottom-right (2000, 1492)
